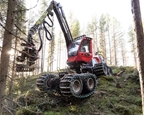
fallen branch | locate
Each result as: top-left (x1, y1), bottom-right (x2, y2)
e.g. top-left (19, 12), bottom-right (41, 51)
top-left (117, 70), bottom-right (125, 76)
top-left (2, 105), bottom-right (14, 115)
top-left (5, 96), bottom-right (42, 114)
top-left (113, 70), bottom-right (125, 78)
top-left (2, 104), bottom-right (16, 115)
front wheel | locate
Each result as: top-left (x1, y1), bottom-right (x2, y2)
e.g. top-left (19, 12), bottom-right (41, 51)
top-left (36, 74), bottom-right (59, 92)
top-left (70, 78), bottom-right (83, 95)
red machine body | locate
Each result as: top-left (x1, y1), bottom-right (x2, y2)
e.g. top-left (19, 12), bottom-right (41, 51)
top-left (67, 35), bottom-right (101, 72)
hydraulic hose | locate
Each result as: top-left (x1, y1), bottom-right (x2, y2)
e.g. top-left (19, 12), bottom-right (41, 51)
top-left (38, 27), bottom-right (43, 52)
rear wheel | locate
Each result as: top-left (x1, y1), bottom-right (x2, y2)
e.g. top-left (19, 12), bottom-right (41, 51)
top-left (86, 77), bottom-right (95, 91)
top-left (83, 76), bottom-right (96, 93)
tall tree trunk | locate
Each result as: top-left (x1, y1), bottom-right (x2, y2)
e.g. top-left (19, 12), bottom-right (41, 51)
top-left (95, 29), bottom-right (98, 53)
top-left (59, 37), bottom-right (61, 69)
top-left (128, 25), bottom-right (137, 67)
top-left (108, 29), bottom-right (112, 65)
top-left (103, 34), bottom-right (106, 62)
top-left (132, 40), bottom-right (137, 67)
top-left (57, 38), bottom-right (59, 70)
top-left (113, 36), bottom-right (117, 66)
top-left (133, 47), bottom-right (137, 67)
top-left (41, 32), bottom-right (44, 73)
top-left (0, 0), bottom-right (15, 113)
top-left (131, 0), bottom-right (144, 113)
top-left (8, 37), bottom-right (17, 96)
top-left (120, 39), bottom-right (126, 66)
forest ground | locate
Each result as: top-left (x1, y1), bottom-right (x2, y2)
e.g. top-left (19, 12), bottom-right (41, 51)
top-left (3, 66), bottom-right (142, 115)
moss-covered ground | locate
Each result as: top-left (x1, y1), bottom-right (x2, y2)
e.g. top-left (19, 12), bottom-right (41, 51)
top-left (14, 66), bottom-right (142, 115)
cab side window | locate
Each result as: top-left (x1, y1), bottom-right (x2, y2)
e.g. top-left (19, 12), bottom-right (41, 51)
top-left (80, 40), bottom-right (90, 53)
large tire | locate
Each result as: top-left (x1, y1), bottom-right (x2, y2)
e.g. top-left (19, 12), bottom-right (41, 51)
top-left (103, 64), bottom-right (108, 75)
top-left (83, 77), bottom-right (95, 92)
top-left (70, 78), bottom-right (83, 95)
top-left (60, 73), bottom-right (97, 98)
top-left (93, 63), bottom-right (108, 77)
top-left (36, 74), bottom-right (58, 92)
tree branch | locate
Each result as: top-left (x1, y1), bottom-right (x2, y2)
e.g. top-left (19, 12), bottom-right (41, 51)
top-left (14, 24), bottom-right (26, 35)
top-left (0, 22), bottom-right (28, 43)
top-left (14, 0), bottom-right (39, 13)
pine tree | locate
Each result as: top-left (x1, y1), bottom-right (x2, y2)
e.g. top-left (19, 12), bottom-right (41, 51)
top-left (111, 17), bottom-right (124, 66)
top-left (131, 0), bottom-right (144, 113)
top-left (119, 37), bottom-right (127, 66)
top-left (47, 21), bottom-right (55, 71)
top-left (68, 12), bottom-right (80, 38)
top-left (87, 17), bottom-right (98, 54)
top-left (105, 14), bottom-right (112, 65)
top-left (0, 0), bottom-right (16, 113)
top-left (40, 0), bottom-right (47, 73)
top-left (99, 14), bottom-right (107, 61)
top-left (0, 0), bottom-right (8, 60)
top-left (8, 0), bottom-right (26, 96)
top-left (128, 25), bottom-right (137, 67)
top-left (71, 19), bottom-right (80, 38)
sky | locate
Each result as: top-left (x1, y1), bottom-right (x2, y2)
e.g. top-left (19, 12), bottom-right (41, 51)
top-left (26, 0), bottom-right (144, 31)
top-left (62, 0), bottom-right (144, 31)
top-left (58, 0), bottom-right (133, 28)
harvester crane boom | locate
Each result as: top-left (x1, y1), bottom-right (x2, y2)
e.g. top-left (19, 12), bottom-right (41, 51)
top-left (28, 1), bottom-right (73, 48)
top-left (16, 1), bottom-right (73, 70)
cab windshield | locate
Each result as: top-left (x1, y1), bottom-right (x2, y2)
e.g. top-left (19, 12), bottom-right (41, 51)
top-left (68, 39), bottom-right (82, 56)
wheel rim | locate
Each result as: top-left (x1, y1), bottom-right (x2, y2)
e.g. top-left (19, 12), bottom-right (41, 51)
top-left (71, 79), bottom-right (82, 95)
top-left (87, 78), bottom-right (94, 91)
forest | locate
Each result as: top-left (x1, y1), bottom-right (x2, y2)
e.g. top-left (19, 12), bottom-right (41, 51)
top-left (0, 0), bottom-right (144, 115)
